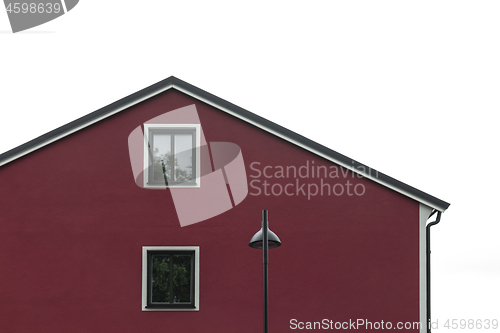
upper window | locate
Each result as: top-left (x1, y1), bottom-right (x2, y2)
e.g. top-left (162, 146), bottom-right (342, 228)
top-left (142, 246), bottom-right (200, 311)
top-left (144, 124), bottom-right (201, 187)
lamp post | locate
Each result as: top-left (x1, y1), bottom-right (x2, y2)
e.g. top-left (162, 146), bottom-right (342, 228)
top-left (249, 210), bottom-right (281, 333)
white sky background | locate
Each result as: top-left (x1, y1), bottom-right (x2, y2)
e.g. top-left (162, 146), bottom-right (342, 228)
top-left (1, 1), bottom-right (499, 329)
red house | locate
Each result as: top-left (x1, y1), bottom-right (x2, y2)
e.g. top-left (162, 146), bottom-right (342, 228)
top-left (0, 77), bottom-right (449, 332)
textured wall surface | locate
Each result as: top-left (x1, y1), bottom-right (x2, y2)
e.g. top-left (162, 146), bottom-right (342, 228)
top-left (0, 89), bottom-right (419, 332)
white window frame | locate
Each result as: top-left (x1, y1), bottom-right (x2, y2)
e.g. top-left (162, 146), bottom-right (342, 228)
top-left (142, 246), bottom-right (200, 311)
top-left (143, 124), bottom-right (201, 188)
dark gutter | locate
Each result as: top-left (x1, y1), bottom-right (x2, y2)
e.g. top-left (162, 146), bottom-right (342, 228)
top-left (426, 210), bottom-right (442, 333)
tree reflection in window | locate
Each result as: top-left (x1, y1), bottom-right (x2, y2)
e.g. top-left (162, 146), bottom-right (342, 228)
top-left (151, 253), bottom-right (193, 304)
top-left (148, 129), bottom-right (195, 185)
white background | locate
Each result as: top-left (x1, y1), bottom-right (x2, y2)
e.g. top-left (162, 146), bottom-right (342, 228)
top-left (1, 1), bottom-right (498, 331)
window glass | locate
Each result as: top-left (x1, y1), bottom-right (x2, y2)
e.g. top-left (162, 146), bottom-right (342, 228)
top-left (147, 127), bottom-right (197, 186)
top-left (151, 255), bottom-right (171, 303)
top-left (148, 252), bottom-right (194, 307)
top-left (151, 134), bottom-right (172, 183)
top-left (172, 255), bottom-right (192, 303)
top-left (174, 134), bottom-right (193, 182)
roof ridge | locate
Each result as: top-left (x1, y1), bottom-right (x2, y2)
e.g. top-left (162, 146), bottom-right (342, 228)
top-left (0, 76), bottom-right (450, 212)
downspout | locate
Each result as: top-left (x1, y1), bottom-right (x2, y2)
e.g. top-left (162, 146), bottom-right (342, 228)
top-left (426, 210), bottom-right (442, 333)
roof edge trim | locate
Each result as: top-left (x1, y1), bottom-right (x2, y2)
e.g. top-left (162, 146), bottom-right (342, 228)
top-left (0, 76), bottom-right (450, 212)
top-left (172, 83), bottom-right (449, 212)
top-left (0, 82), bottom-right (174, 169)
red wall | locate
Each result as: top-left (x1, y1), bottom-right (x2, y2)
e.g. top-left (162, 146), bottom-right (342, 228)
top-left (0, 90), bottom-right (420, 332)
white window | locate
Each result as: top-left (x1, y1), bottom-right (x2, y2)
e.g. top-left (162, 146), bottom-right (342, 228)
top-left (143, 124), bottom-right (201, 187)
top-left (142, 246), bottom-right (200, 311)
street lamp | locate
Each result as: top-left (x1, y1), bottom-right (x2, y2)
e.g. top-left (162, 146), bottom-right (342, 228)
top-left (249, 210), bottom-right (281, 333)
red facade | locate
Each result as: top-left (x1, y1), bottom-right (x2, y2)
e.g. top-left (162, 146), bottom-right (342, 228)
top-left (0, 89), bottom-right (420, 332)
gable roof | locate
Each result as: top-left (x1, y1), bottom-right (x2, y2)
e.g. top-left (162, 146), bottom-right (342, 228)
top-left (0, 76), bottom-right (450, 212)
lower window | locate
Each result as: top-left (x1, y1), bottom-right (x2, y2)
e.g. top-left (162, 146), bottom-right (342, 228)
top-left (142, 246), bottom-right (199, 311)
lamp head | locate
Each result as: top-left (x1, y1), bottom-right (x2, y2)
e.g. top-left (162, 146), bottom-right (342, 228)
top-left (249, 210), bottom-right (281, 249)
top-left (249, 228), bottom-right (282, 249)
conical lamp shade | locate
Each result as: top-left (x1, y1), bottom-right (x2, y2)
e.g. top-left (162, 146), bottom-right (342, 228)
top-left (249, 228), bottom-right (282, 249)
